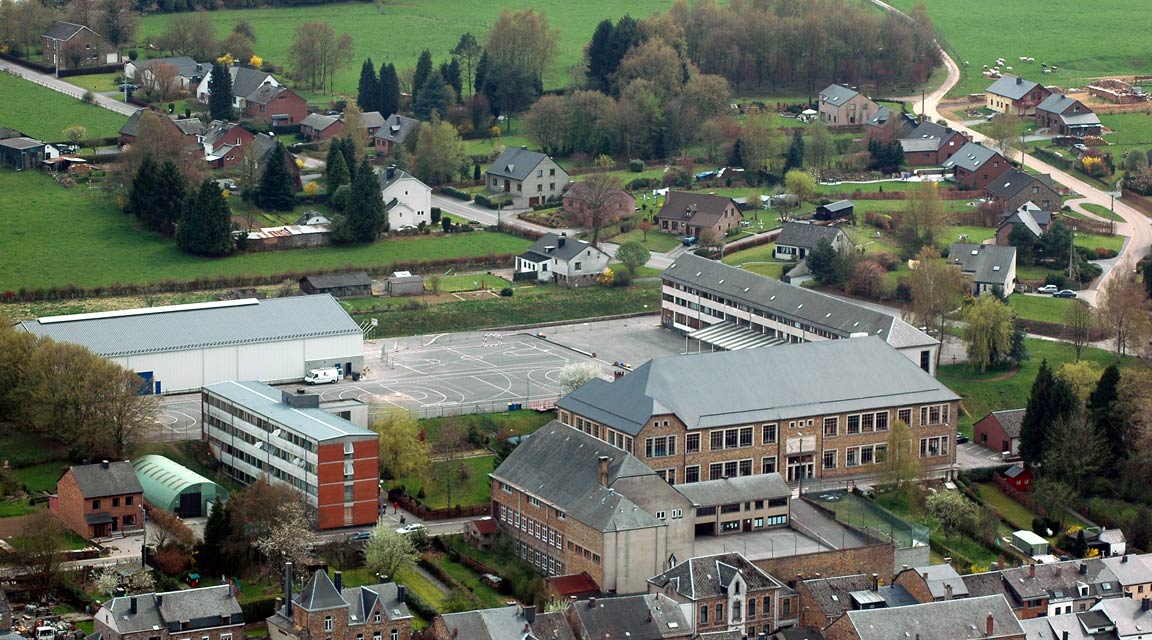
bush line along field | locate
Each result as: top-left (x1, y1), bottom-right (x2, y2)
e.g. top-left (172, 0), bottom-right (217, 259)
top-left (0, 72), bottom-right (127, 140)
top-left (0, 172), bottom-right (531, 291)
top-left (138, 0), bottom-right (671, 93)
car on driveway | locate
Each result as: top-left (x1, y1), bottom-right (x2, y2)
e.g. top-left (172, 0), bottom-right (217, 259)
top-left (1037, 284), bottom-right (1058, 294)
top-left (119, 83), bottom-right (137, 91)
top-left (396, 523), bottom-right (427, 535)
top-left (956, 432), bottom-right (970, 444)
top-left (1053, 289), bottom-right (1077, 298)
top-left (349, 531), bottom-right (372, 541)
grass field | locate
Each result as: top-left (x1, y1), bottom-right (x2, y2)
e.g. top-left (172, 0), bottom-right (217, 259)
top-left (0, 170), bottom-right (531, 290)
top-left (886, 0), bottom-right (1152, 97)
top-left (1007, 294), bottom-right (1079, 323)
top-left (1079, 203), bottom-right (1124, 223)
top-left (397, 455), bottom-right (495, 509)
top-left (0, 73), bottom-right (127, 140)
top-left (138, 0), bottom-right (671, 94)
top-left (1076, 231), bottom-right (1125, 253)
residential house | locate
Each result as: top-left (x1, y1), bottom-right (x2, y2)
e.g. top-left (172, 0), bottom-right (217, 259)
top-left (485, 146), bottom-right (570, 208)
top-left (986, 170), bottom-right (1060, 214)
top-left (378, 166), bottom-right (432, 230)
top-left (0, 137), bottom-right (46, 170)
top-left (124, 57), bottom-right (208, 91)
top-left (996, 202), bottom-right (1053, 247)
top-left (266, 568), bottom-right (412, 640)
top-left (300, 113), bottom-right (343, 141)
top-left (1002, 465), bottom-right (1033, 492)
top-left (948, 243), bottom-right (1018, 295)
top-left (655, 191), bottom-right (744, 238)
top-left (1100, 554), bottom-right (1152, 601)
top-left (359, 111), bottom-right (387, 137)
top-left (91, 585), bottom-right (243, 640)
top-left (773, 223), bottom-right (852, 261)
top-left (464, 517), bottom-right (499, 549)
top-left (648, 552), bottom-right (792, 638)
top-left (200, 120), bottom-right (256, 169)
top-left (795, 574), bottom-right (918, 631)
top-left (299, 272), bottom-right (373, 297)
top-left (818, 85), bottom-right (878, 127)
top-left (973, 409), bottom-right (1024, 456)
top-left (42, 21), bottom-right (120, 70)
top-left (242, 85), bottom-right (308, 126)
top-left (248, 132), bottom-right (302, 191)
top-left (943, 142), bottom-right (1011, 190)
top-left (567, 594), bottom-right (693, 640)
top-left (515, 232), bottom-right (610, 286)
top-left (1035, 94), bottom-right (1103, 137)
top-left (864, 106), bottom-right (917, 142)
top-left (986, 76), bottom-right (1052, 116)
top-left (1021, 597), bottom-right (1152, 640)
top-left (196, 66), bottom-right (280, 109)
top-left (563, 180), bottom-right (636, 221)
top-left (51, 460), bottom-right (143, 539)
top-left (893, 564), bottom-right (969, 602)
top-left (822, 594), bottom-right (1024, 640)
top-left (118, 110), bottom-right (204, 147)
top-left (428, 604), bottom-right (574, 640)
top-left (814, 200), bottom-right (855, 221)
top-left (489, 421), bottom-right (695, 593)
top-left (556, 337), bottom-right (960, 486)
top-left (997, 561), bottom-right (1122, 618)
top-left (898, 121), bottom-right (969, 166)
top-left (202, 381), bottom-right (379, 530)
top-left (660, 253), bottom-right (941, 374)
top-left (373, 114), bottom-right (419, 155)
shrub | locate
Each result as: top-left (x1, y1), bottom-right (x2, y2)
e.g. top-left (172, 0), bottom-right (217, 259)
top-left (1044, 273), bottom-right (1068, 289)
top-left (474, 194), bottom-right (512, 209)
top-left (629, 159), bottom-right (644, 173)
top-left (431, 207), bottom-right (442, 224)
top-left (1095, 247), bottom-right (1118, 259)
top-left (611, 269), bottom-right (633, 287)
top-left (439, 186), bottom-right (471, 201)
top-left (500, 287), bottom-right (514, 297)
top-left (81, 90), bottom-right (97, 104)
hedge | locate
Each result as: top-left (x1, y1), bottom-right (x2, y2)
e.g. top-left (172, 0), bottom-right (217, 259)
top-left (439, 186), bottom-right (472, 201)
top-left (474, 193), bottom-right (513, 209)
top-left (1032, 147), bottom-right (1073, 170)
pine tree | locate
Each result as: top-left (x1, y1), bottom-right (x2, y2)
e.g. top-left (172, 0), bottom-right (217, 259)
top-left (444, 58), bottom-right (462, 100)
top-left (325, 141), bottom-right (350, 197)
top-left (413, 71), bottom-right (453, 121)
top-left (208, 62), bottom-right (234, 121)
top-left (255, 141), bottom-right (296, 211)
top-left (177, 180), bottom-right (235, 256)
top-left (412, 49), bottom-right (433, 107)
top-left (1090, 363), bottom-right (1124, 466)
top-left (357, 58), bottom-right (380, 113)
top-left (197, 501), bottom-right (233, 574)
top-left (334, 159), bottom-right (385, 244)
top-left (153, 160), bottom-right (188, 237)
top-left (340, 135), bottom-right (358, 182)
top-left (379, 62), bottom-right (400, 119)
top-left (1020, 359), bottom-right (1078, 468)
top-left (586, 19), bottom-right (615, 92)
top-left (473, 50), bottom-right (489, 98)
top-left (128, 155), bottom-right (160, 224)
top-left (785, 130), bottom-right (805, 172)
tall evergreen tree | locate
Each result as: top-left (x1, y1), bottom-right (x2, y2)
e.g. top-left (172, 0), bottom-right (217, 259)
top-left (357, 58), bottom-right (380, 113)
top-left (441, 58), bottom-right (462, 100)
top-left (379, 62), bottom-right (400, 119)
top-left (473, 50), bottom-right (489, 98)
top-left (325, 140), bottom-right (350, 197)
top-left (413, 71), bottom-right (453, 121)
top-left (177, 180), bottom-right (234, 256)
top-left (153, 160), bottom-right (188, 237)
top-left (412, 49), bottom-right (433, 107)
top-left (208, 62), bottom-right (234, 121)
top-left (450, 33), bottom-right (481, 98)
top-left (1020, 359), bottom-right (1078, 468)
top-left (1090, 363), bottom-right (1124, 466)
top-left (197, 500), bottom-right (233, 574)
top-left (127, 156), bottom-right (160, 224)
top-left (255, 142), bottom-right (296, 211)
top-left (339, 135), bottom-right (358, 181)
top-left (785, 130), bottom-right (805, 172)
top-left (334, 159), bottom-right (385, 243)
top-left (586, 19), bottom-right (615, 92)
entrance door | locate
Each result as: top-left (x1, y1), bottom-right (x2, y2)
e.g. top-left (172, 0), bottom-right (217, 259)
top-left (111, 517), bottom-right (120, 532)
top-left (786, 454), bottom-right (814, 483)
top-left (743, 519), bottom-right (752, 532)
top-left (503, 179), bottom-right (511, 193)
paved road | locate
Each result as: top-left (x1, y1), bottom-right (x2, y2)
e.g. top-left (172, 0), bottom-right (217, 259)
top-left (0, 59), bottom-right (139, 118)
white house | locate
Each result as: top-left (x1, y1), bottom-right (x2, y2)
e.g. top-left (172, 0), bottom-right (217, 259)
top-left (948, 243), bottom-right (1018, 296)
top-left (773, 222), bottom-right (852, 261)
top-left (515, 233), bottom-right (610, 286)
top-left (377, 166), bottom-right (431, 230)
top-left (125, 56), bottom-right (208, 90)
top-left (196, 65), bottom-right (280, 109)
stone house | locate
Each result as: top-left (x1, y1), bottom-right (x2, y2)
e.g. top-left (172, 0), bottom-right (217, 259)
top-left (42, 21), bottom-right (119, 70)
top-left (773, 223), bottom-right (852, 261)
top-left (91, 585), bottom-right (243, 640)
top-left (485, 147), bottom-right (570, 208)
top-left (986, 170), bottom-right (1060, 215)
top-left (266, 568), bottom-right (412, 640)
top-left (52, 460), bottom-right (143, 539)
top-left (943, 142), bottom-right (1011, 191)
top-left (986, 76), bottom-right (1052, 116)
top-left (1035, 94), bottom-right (1102, 137)
top-left (818, 85), bottom-right (878, 127)
top-left (655, 191), bottom-right (743, 238)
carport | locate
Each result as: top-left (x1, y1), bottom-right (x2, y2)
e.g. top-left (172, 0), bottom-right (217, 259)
top-left (132, 455), bottom-right (226, 517)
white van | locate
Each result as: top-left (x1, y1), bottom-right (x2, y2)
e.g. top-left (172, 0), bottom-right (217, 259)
top-left (305, 366), bottom-right (341, 385)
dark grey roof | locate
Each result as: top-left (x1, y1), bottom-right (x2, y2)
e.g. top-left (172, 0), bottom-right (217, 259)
top-left (341, 582), bottom-right (411, 624)
top-left (675, 474), bottom-right (790, 506)
top-left (1036, 94), bottom-right (1088, 117)
top-left (660, 253), bottom-right (935, 350)
top-left (558, 336), bottom-right (957, 435)
top-left (97, 586), bottom-right (242, 635)
top-left (487, 146), bottom-right (553, 181)
top-left (648, 553), bottom-right (781, 600)
top-left (85, 512), bottom-right (113, 525)
top-left (985, 170), bottom-right (1057, 200)
top-left (571, 593), bottom-right (690, 640)
top-left (230, 66), bottom-right (277, 100)
top-left (910, 564), bottom-right (969, 600)
top-left (800, 575), bottom-right (887, 621)
top-left (173, 118), bottom-right (204, 136)
top-left (134, 57), bottom-right (207, 79)
top-left (1000, 204), bottom-right (1051, 238)
top-left (204, 381), bottom-right (375, 443)
top-left (1099, 554), bottom-right (1152, 587)
top-left (948, 243), bottom-right (1016, 284)
top-left (845, 594), bottom-right (1023, 640)
top-left (960, 571), bottom-right (1013, 601)
top-left (301, 113), bottom-right (340, 130)
top-left (986, 75), bottom-right (1041, 101)
top-left (119, 111), bottom-right (143, 137)
top-left (899, 121), bottom-right (962, 153)
top-left (43, 21), bottom-right (89, 41)
top-left (439, 605), bottom-right (575, 640)
top-left (988, 409), bottom-right (1026, 438)
top-left (0, 137), bottom-right (44, 150)
top-left (820, 84), bottom-right (860, 106)
top-left (246, 84), bottom-right (289, 105)
top-left (69, 461), bottom-right (142, 499)
top-left (1093, 597), bottom-right (1152, 637)
top-left (298, 569), bottom-right (347, 611)
top-left (775, 222), bottom-right (848, 250)
top-left (491, 421), bottom-right (665, 532)
top-left (943, 142), bottom-right (1003, 171)
top-left (20, 296), bottom-right (360, 358)
top-left (377, 167), bottom-right (428, 192)
top-left (657, 191), bottom-right (742, 228)
top-left (1001, 558), bottom-right (1116, 601)
top-left (821, 200), bottom-right (853, 213)
top-left (358, 111), bottom-right (386, 130)
top-left (248, 132), bottom-right (279, 164)
top-left (866, 105), bottom-right (891, 126)
top-left (0, 127), bottom-right (25, 139)
top-left (523, 233), bottom-right (605, 263)
top-left (301, 271), bottom-right (372, 290)
top-left (374, 114), bottom-right (419, 144)
top-left (776, 627), bottom-right (827, 640)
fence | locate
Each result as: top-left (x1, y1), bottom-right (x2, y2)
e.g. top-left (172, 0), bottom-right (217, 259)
top-left (370, 395), bottom-right (561, 420)
top-left (1122, 188), bottom-right (1152, 217)
top-left (816, 490), bottom-right (929, 549)
top-left (394, 494), bottom-right (490, 521)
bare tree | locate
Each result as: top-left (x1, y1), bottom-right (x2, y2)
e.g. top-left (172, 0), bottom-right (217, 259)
top-left (986, 111), bottom-right (1024, 159)
top-left (485, 8), bottom-right (557, 85)
top-left (1064, 301), bottom-right (1093, 360)
top-left (567, 173), bottom-right (624, 247)
top-left (1097, 275), bottom-right (1152, 355)
top-left (254, 501), bottom-right (315, 581)
top-left (909, 246), bottom-right (968, 360)
top-left (3, 511), bottom-right (69, 592)
top-left (155, 12), bottom-right (217, 60)
top-left (118, 111), bottom-right (205, 188)
top-left (149, 62), bottom-right (182, 101)
top-left (289, 22), bottom-right (354, 92)
top-left (437, 418), bottom-right (469, 510)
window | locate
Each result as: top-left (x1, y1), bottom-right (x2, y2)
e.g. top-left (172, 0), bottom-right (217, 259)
top-left (782, 599), bottom-right (791, 616)
top-left (733, 600), bottom-right (742, 621)
top-left (700, 605), bottom-right (708, 624)
top-left (112, 497), bottom-right (120, 507)
top-left (739, 427), bottom-right (753, 447)
top-left (373, 612), bottom-right (381, 623)
top-left (528, 496), bottom-right (541, 507)
top-left (748, 596), bottom-right (757, 619)
top-left (822, 450), bottom-right (836, 470)
top-left (761, 456), bottom-right (777, 474)
top-left (739, 459), bottom-right (752, 476)
top-left (686, 433), bottom-right (700, 453)
top-left (875, 444), bottom-right (888, 463)
top-left (645, 435), bottom-right (676, 458)
top-left (898, 408), bottom-right (912, 425)
top-left (537, 169), bottom-right (543, 178)
top-left (724, 461), bottom-right (738, 478)
top-left (876, 411), bottom-right (889, 432)
top-left (672, 509), bottom-right (683, 519)
top-left (846, 415), bottom-right (860, 435)
top-left (390, 631), bottom-right (398, 640)
top-left (754, 517), bottom-right (764, 528)
top-left (656, 511), bottom-right (666, 520)
top-left (537, 184), bottom-right (543, 192)
top-left (549, 183), bottom-right (555, 191)
top-left (126, 496), bottom-right (134, 505)
top-left (550, 168), bottom-right (556, 176)
top-left (763, 423), bottom-right (777, 444)
top-left (324, 617), bottom-right (333, 632)
top-left (861, 446), bottom-right (874, 465)
top-left (710, 431), bottom-right (724, 451)
top-left (685, 465), bottom-right (700, 483)
top-left (501, 482), bottom-right (512, 493)
top-left (92, 500), bottom-right (101, 509)
top-left (920, 404), bottom-right (948, 426)
top-left (715, 603), bottom-right (724, 623)
top-left (711, 427), bottom-right (754, 450)
top-left (709, 463), bottom-right (724, 480)
top-left (846, 448), bottom-right (858, 467)
top-left (861, 413), bottom-right (874, 432)
top-left (920, 350), bottom-right (931, 371)
top-left (123, 514), bottom-right (136, 526)
top-left (823, 417), bottom-right (838, 437)
top-left (920, 436), bottom-right (949, 457)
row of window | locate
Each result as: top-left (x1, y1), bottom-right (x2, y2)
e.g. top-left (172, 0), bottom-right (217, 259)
top-left (210, 436), bottom-right (318, 497)
top-left (684, 457), bottom-right (777, 484)
top-left (205, 395), bottom-right (318, 453)
top-left (498, 504), bottom-right (564, 551)
top-left (566, 540), bottom-right (601, 566)
top-left (206, 415), bottom-right (319, 476)
top-left (91, 495), bottom-right (133, 510)
top-left (320, 616), bottom-right (398, 639)
top-left (664, 282), bottom-right (839, 340)
top-left (516, 540), bottom-right (565, 576)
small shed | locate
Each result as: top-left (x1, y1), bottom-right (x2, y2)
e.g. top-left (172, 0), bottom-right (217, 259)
top-left (1003, 464), bottom-right (1033, 492)
top-left (815, 199), bottom-right (855, 221)
top-left (386, 271), bottom-right (424, 296)
top-left (0, 137), bottom-right (46, 170)
top-left (1012, 530), bottom-right (1050, 557)
top-left (300, 271), bottom-right (373, 297)
top-left (464, 516), bottom-right (499, 548)
top-left (132, 455), bottom-right (225, 518)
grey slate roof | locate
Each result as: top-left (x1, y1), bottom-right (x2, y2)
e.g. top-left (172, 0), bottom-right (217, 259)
top-left (297, 569), bottom-right (346, 611)
top-left (986, 170), bottom-right (1057, 201)
top-left (820, 84), bottom-right (860, 106)
top-left (675, 474), bottom-right (790, 506)
top-left (1093, 597), bottom-right (1152, 637)
top-left (799, 575), bottom-right (916, 621)
top-left (133, 57), bottom-right (206, 79)
top-left (0, 137), bottom-right (44, 150)
top-left (1100, 554), bottom-right (1152, 587)
top-left (661, 253), bottom-right (936, 351)
top-left (1036, 94), bottom-right (1089, 118)
top-left (490, 421), bottom-right (665, 532)
top-left (988, 409), bottom-right (1026, 438)
top-left (911, 564), bottom-right (970, 600)
top-left (648, 553), bottom-right (782, 600)
top-left (1001, 558), bottom-right (1117, 602)
top-left (657, 191), bottom-right (741, 228)
top-left (439, 606), bottom-right (575, 640)
top-left (69, 461), bottom-right (142, 499)
top-left (960, 571), bottom-right (1013, 601)
top-left (557, 337), bottom-right (958, 435)
top-left (943, 142), bottom-right (1004, 172)
top-left (775, 222), bottom-right (848, 250)
top-left (229, 66), bottom-right (277, 100)
top-left (203, 381), bottom-right (375, 443)
top-left (301, 113), bottom-right (340, 130)
top-left (845, 594), bottom-right (1023, 640)
top-left (487, 146), bottom-right (552, 181)
top-left (899, 121), bottom-right (961, 153)
top-left (301, 271), bottom-right (372, 290)
top-left (570, 593), bottom-right (691, 640)
top-left (358, 111), bottom-right (386, 130)
top-left (20, 295), bottom-right (360, 358)
top-left (43, 21), bottom-right (89, 41)
top-left (948, 243), bottom-right (1017, 285)
top-left (97, 586), bottom-right (242, 635)
top-left (986, 75), bottom-right (1041, 101)
top-left (374, 114), bottom-right (419, 144)
top-left (245, 83), bottom-right (289, 106)
top-left (377, 167), bottom-right (427, 193)
top-left (520, 233), bottom-right (605, 263)
top-left (1001, 203), bottom-right (1047, 237)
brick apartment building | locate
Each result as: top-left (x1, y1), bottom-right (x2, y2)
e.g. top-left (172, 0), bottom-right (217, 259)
top-left (52, 461), bottom-right (144, 538)
top-left (202, 381), bottom-right (379, 530)
top-left (91, 585), bottom-right (243, 640)
top-left (557, 337), bottom-right (959, 486)
top-left (266, 566), bottom-right (411, 640)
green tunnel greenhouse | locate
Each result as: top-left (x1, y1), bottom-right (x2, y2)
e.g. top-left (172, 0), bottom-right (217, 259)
top-left (132, 455), bottom-right (226, 517)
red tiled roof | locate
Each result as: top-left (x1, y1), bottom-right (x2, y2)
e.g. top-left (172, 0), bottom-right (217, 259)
top-left (546, 572), bottom-right (599, 596)
top-left (471, 518), bottom-right (499, 534)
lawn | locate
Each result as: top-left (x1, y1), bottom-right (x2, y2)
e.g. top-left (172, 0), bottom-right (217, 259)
top-left (138, 0), bottom-right (671, 94)
top-left (608, 228), bottom-right (682, 253)
top-left (462, 133), bottom-right (533, 158)
top-left (430, 555), bottom-right (508, 608)
top-left (1099, 113), bottom-right (1152, 147)
top-left (1007, 295), bottom-right (1079, 324)
top-left (417, 411), bottom-right (553, 448)
top-left (0, 170), bottom-right (531, 290)
top-left (1075, 232), bottom-right (1125, 253)
top-left (0, 73), bottom-right (127, 140)
top-left (0, 430), bottom-right (68, 468)
top-left (13, 462), bottom-right (70, 494)
top-left (64, 72), bottom-right (126, 94)
top-left (1079, 203), bottom-right (1124, 223)
top-left (886, 0), bottom-right (1152, 97)
top-left (396, 455), bottom-right (496, 509)
top-left (0, 500), bottom-right (40, 517)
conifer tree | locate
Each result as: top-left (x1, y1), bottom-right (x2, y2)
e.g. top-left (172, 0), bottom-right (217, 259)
top-left (325, 141), bottom-right (350, 197)
top-left (379, 62), bottom-right (400, 119)
top-left (334, 158), bottom-right (385, 244)
top-left (255, 141), bottom-right (296, 211)
top-left (177, 180), bottom-right (235, 256)
top-left (208, 62), bottom-right (234, 121)
top-left (357, 58), bottom-right (380, 113)
top-left (153, 160), bottom-right (188, 237)
top-left (412, 49), bottom-right (433, 106)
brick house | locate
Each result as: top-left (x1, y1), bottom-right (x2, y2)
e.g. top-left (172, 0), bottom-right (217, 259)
top-left (118, 110), bottom-right (204, 147)
top-left (567, 594), bottom-right (693, 640)
top-left (986, 170), bottom-right (1060, 215)
top-left (485, 147), bottom-right (570, 208)
top-left (1035, 94), bottom-right (1102, 137)
top-left (42, 21), bottom-right (120, 70)
top-left (372, 114), bottom-right (419, 155)
top-left (972, 409), bottom-right (1024, 456)
top-left (563, 181), bottom-right (635, 221)
top-left (818, 85), bottom-right (878, 127)
top-left (300, 113), bottom-right (344, 141)
top-left (648, 552), bottom-right (792, 638)
top-left (943, 142), bottom-right (1011, 191)
top-left (200, 120), bottom-right (257, 169)
top-left (556, 337), bottom-right (959, 487)
top-left (266, 567), bottom-right (412, 640)
top-left (795, 574), bottom-right (919, 631)
top-left (655, 191), bottom-right (743, 238)
top-left (429, 604), bottom-right (574, 640)
top-left (986, 76), bottom-right (1052, 116)
top-left (865, 107), bottom-right (917, 143)
top-left (823, 594), bottom-right (1024, 640)
top-left (91, 585), bottom-right (243, 640)
top-left (243, 85), bottom-right (308, 126)
top-left (898, 121), bottom-right (969, 166)
top-left (893, 564), bottom-right (968, 602)
top-left (52, 460), bottom-right (143, 539)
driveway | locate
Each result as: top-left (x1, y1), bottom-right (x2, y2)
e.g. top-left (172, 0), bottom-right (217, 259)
top-left (0, 59), bottom-right (140, 118)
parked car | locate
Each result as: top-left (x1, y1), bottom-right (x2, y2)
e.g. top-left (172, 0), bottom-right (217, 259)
top-left (396, 523), bottom-right (427, 535)
top-left (304, 366), bottom-right (340, 384)
top-left (1037, 284), bottom-right (1059, 294)
top-left (1053, 289), bottom-right (1077, 298)
top-left (956, 432), bottom-right (970, 444)
top-left (682, 236), bottom-right (698, 246)
top-left (349, 531), bottom-right (372, 541)
top-left (119, 83), bottom-right (137, 91)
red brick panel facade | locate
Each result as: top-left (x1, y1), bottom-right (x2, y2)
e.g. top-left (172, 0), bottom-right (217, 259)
top-left (54, 470), bottom-right (143, 539)
top-left (316, 439), bottom-right (379, 530)
top-left (245, 89), bottom-right (309, 125)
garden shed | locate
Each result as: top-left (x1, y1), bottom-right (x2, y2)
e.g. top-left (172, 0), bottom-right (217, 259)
top-left (132, 455), bottom-right (225, 518)
top-left (1011, 530), bottom-right (1050, 557)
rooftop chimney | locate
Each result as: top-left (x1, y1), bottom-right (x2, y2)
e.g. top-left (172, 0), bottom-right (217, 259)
top-left (130, 597), bottom-right (137, 615)
top-left (1029, 563), bottom-right (1036, 578)
top-left (1062, 631), bottom-right (1069, 640)
top-left (945, 583), bottom-right (953, 600)
top-left (871, 573), bottom-right (879, 592)
top-left (397, 585), bottom-right (406, 603)
top-left (558, 236), bottom-right (566, 248)
top-left (986, 613), bottom-right (994, 636)
top-left (334, 570), bottom-right (343, 592)
top-left (284, 562), bottom-right (294, 621)
top-left (101, 460), bottom-right (110, 469)
top-left (1143, 598), bottom-right (1151, 613)
top-left (598, 456), bottom-right (610, 487)
top-left (589, 597), bottom-right (597, 609)
top-left (523, 605), bottom-right (536, 624)
top-left (155, 594), bottom-right (162, 607)
top-left (387, 165), bottom-right (396, 181)
top-left (1123, 555), bottom-right (1129, 563)
top-left (1016, 76), bottom-right (1023, 85)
